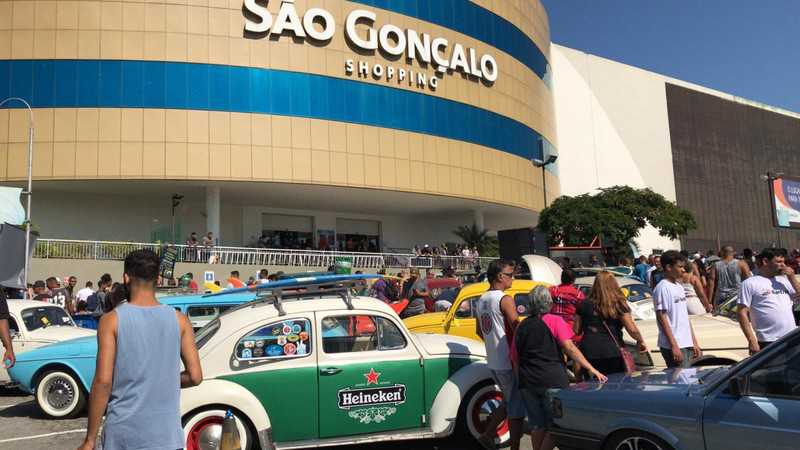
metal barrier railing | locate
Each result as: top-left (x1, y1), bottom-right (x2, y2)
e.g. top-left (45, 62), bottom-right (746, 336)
top-left (33, 239), bottom-right (493, 271)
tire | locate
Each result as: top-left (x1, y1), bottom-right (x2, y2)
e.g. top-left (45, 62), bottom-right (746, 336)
top-left (604, 430), bottom-right (673, 450)
top-left (183, 408), bottom-right (254, 450)
top-left (456, 381), bottom-right (511, 448)
top-left (35, 369), bottom-right (87, 419)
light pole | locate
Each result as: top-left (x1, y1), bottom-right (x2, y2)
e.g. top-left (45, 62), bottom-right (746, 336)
top-left (0, 97), bottom-right (34, 292)
top-left (761, 170), bottom-right (784, 248)
top-left (532, 154), bottom-right (558, 208)
top-left (171, 194), bottom-right (184, 243)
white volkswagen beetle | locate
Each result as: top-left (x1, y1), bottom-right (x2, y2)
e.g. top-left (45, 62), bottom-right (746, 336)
top-left (0, 300), bottom-right (95, 385)
top-left (180, 280), bottom-right (507, 450)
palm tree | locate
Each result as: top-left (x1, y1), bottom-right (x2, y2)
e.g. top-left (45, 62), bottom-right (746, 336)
top-left (452, 224), bottom-right (497, 256)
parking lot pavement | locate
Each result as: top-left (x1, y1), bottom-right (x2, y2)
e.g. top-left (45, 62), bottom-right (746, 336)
top-left (0, 389), bottom-right (533, 450)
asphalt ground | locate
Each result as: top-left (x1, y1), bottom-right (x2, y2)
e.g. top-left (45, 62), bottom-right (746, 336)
top-left (0, 387), bottom-right (534, 450)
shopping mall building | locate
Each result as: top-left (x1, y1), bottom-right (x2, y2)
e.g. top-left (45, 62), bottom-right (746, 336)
top-left (1, 0), bottom-right (798, 254)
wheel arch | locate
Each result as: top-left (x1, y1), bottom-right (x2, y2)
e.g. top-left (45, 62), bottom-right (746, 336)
top-left (691, 353), bottom-right (740, 367)
top-left (603, 420), bottom-right (681, 450)
top-left (181, 379), bottom-right (272, 438)
top-left (32, 362), bottom-right (90, 393)
top-left (428, 360), bottom-right (494, 435)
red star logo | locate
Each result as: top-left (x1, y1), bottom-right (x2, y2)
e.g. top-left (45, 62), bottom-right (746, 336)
top-left (364, 368), bottom-right (381, 385)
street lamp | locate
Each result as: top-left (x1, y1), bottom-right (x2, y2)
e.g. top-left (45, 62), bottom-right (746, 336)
top-left (532, 154), bottom-right (558, 208)
top-left (0, 97), bottom-right (34, 292)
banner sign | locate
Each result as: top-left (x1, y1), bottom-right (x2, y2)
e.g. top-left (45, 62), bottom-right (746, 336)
top-left (772, 177), bottom-right (800, 229)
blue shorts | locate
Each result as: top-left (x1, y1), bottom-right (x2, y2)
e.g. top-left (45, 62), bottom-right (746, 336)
top-left (491, 369), bottom-right (526, 419)
top-left (520, 388), bottom-right (553, 431)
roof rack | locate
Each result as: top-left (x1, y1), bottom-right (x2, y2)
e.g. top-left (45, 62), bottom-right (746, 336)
top-left (209, 274), bottom-right (380, 316)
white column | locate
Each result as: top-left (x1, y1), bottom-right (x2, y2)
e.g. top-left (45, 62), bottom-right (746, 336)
top-left (473, 209), bottom-right (485, 231)
top-left (206, 186), bottom-right (221, 244)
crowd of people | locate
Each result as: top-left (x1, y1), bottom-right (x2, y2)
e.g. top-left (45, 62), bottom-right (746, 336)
top-left (413, 243), bottom-right (481, 258)
top-left (474, 247), bottom-right (799, 450)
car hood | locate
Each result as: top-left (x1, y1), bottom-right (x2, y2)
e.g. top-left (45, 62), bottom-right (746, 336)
top-left (27, 326), bottom-right (96, 342)
top-left (15, 336), bottom-right (97, 362)
top-left (567, 367), bottom-right (727, 394)
top-left (413, 333), bottom-right (485, 358)
top-left (403, 312), bottom-right (447, 330)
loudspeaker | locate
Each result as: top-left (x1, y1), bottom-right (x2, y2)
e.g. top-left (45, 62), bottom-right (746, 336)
top-left (498, 228), bottom-right (549, 262)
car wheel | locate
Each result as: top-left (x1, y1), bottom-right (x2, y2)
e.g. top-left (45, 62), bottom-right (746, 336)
top-left (456, 381), bottom-right (511, 448)
top-left (35, 369), bottom-right (87, 419)
top-left (605, 430), bottom-right (673, 450)
top-left (183, 408), bottom-right (254, 450)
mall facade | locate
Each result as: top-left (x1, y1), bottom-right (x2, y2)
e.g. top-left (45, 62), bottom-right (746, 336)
top-left (2, 1), bottom-right (798, 254)
top-left (0, 0), bottom-right (558, 251)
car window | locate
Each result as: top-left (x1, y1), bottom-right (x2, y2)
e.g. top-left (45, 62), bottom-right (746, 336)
top-left (322, 315), bottom-right (407, 353)
top-left (8, 317), bottom-right (19, 334)
top-left (21, 307), bottom-right (74, 331)
top-left (455, 295), bottom-right (481, 318)
top-left (747, 340), bottom-right (800, 399)
top-left (187, 305), bottom-right (233, 322)
top-left (234, 318), bottom-right (312, 361)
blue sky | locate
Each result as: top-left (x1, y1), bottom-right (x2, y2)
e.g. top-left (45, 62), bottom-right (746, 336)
top-left (542, 1), bottom-right (800, 112)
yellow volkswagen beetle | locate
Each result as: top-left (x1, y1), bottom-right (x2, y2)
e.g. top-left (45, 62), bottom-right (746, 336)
top-left (403, 280), bottom-right (549, 341)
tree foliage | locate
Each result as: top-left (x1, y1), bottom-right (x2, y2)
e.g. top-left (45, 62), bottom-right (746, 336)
top-left (537, 186), bottom-right (697, 257)
top-left (453, 224), bottom-right (498, 256)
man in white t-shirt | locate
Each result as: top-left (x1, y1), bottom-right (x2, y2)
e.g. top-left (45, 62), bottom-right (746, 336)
top-left (75, 281), bottom-right (95, 307)
top-left (738, 248), bottom-right (800, 354)
top-left (475, 259), bottom-right (523, 450)
top-left (653, 251), bottom-right (701, 368)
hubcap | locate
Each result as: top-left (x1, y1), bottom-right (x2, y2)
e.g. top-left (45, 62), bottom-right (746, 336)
top-left (187, 416), bottom-right (224, 450)
top-left (471, 391), bottom-right (509, 439)
top-left (616, 436), bottom-right (664, 450)
top-left (45, 377), bottom-right (75, 410)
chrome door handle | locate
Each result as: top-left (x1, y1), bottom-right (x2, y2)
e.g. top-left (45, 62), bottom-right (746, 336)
top-left (320, 367), bottom-right (342, 376)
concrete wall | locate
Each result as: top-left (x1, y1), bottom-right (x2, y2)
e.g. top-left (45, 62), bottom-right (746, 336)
top-left (550, 45), bottom-right (681, 255)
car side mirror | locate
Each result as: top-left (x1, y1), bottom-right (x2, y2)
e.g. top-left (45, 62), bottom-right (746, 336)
top-left (727, 376), bottom-right (744, 397)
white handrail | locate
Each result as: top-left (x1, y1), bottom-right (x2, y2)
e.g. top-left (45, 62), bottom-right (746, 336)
top-left (33, 239), bottom-right (492, 271)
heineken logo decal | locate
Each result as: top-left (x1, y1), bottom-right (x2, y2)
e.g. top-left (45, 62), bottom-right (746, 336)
top-left (337, 368), bottom-right (406, 424)
top-left (337, 385), bottom-right (406, 409)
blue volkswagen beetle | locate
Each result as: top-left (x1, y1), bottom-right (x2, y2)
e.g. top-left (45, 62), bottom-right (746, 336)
top-left (548, 327), bottom-right (800, 450)
top-left (8, 291), bottom-right (259, 419)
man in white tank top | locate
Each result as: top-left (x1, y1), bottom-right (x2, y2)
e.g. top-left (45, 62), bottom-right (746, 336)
top-left (475, 260), bottom-right (524, 450)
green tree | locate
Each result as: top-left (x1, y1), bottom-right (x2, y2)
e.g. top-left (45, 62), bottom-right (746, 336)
top-left (453, 224), bottom-right (498, 257)
top-left (537, 186), bottom-right (697, 258)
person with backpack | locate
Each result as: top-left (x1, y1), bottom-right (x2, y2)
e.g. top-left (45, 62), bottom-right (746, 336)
top-left (548, 269), bottom-right (585, 329)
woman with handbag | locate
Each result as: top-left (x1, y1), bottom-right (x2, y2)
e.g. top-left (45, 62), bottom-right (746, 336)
top-left (573, 271), bottom-right (648, 378)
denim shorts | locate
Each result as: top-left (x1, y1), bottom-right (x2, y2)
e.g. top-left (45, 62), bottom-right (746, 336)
top-left (520, 388), bottom-right (552, 430)
top-left (491, 369), bottom-right (526, 419)
top-left (660, 347), bottom-right (693, 368)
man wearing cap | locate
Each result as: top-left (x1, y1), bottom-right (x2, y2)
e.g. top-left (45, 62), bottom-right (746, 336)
top-left (32, 280), bottom-right (51, 301)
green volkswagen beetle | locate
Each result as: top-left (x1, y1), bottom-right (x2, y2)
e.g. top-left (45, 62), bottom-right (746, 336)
top-left (181, 283), bottom-right (507, 450)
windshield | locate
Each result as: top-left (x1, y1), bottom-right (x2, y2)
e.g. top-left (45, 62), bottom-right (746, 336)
top-left (22, 306), bottom-right (75, 331)
top-left (195, 319), bottom-right (220, 350)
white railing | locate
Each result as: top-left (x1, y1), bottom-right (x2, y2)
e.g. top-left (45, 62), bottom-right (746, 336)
top-left (34, 239), bottom-right (493, 271)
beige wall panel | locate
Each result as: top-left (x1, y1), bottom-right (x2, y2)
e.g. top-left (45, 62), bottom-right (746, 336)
top-left (52, 142), bottom-right (76, 177)
top-left (3, 0), bottom-right (556, 143)
top-left (99, 142), bottom-right (122, 177)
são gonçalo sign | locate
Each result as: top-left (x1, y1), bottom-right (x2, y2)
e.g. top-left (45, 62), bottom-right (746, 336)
top-left (243, 0), bottom-right (498, 91)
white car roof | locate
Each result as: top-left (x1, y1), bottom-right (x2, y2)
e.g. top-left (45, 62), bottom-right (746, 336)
top-left (217, 295), bottom-right (398, 328)
top-left (6, 299), bottom-right (66, 315)
top-left (574, 276), bottom-right (644, 287)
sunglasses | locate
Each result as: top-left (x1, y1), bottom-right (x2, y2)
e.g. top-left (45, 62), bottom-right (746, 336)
top-left (500, 272), bottom-right (515, 278)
